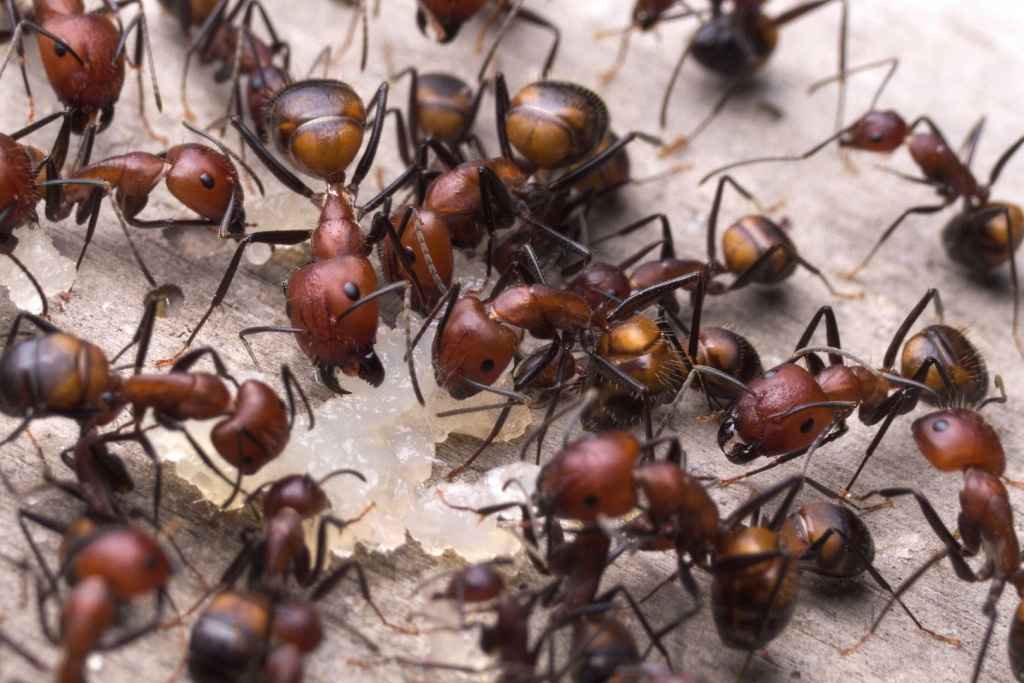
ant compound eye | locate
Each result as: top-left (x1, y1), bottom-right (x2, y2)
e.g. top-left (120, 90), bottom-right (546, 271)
top-left (870, 132), bottom-right (882, 143)
top-left (200, 172), bottom-right (215, 189)
top-left (481, 359), bottom-right (495, 372)
top-left (403, 246), bottom-right (417, 263)
top-left (764, 369), bottom-right (777, 379)
top-left (343, 282), bottom-right (361, 300)
top-left (800, 418), bottom-right (815, 434)
top-left (54, 42), bottom-right (68, 58)
top-left (932, 418), bottom-right (949, 433)
top-left (583, 495), bottom-right (599, 508)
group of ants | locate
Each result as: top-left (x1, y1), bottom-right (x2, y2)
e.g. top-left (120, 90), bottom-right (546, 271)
top-left (0, 0), bottom-right (1022, 682)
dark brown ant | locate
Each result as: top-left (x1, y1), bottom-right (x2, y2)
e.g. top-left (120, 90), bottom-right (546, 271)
top-left (2, 0), bottom-right (165, 166)
top-left (16, 512), bottom-right (174, 683)
top-left (701, 61), bottom-right (1024, 352)
top-left (182, 78), bottom-right (418, 393)
top-left (416, 0), bottom-right (560, 83)
top-left (657, 0), bottom-right (849, 152)
top-left (1, 109), bottom-right (75, 315)
top-left (187, 588), bottom-right (330, 683)
top-left (383, 67), bottom-right (490, 166)
top-left (843, 373), bottom-right (1015, 682)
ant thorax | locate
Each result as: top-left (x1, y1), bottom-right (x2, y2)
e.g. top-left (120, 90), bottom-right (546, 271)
top-left (151, 318), bottom-right (539, 560)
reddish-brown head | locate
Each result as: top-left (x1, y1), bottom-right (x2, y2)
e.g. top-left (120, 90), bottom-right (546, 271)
top-left (433, 296), bottom-right (520, 398)
top-left (912, 409), bottom-right (1005, 475)
top-left (839, 111), bottom-right (908, 152)
top-left (536, 431), bottom-right (640, 521)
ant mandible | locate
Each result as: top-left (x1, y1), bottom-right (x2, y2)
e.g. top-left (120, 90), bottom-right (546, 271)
top-left (2, 0), bottom-right (165, 166)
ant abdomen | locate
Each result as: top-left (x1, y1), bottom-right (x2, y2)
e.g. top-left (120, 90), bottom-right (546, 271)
top-left (696, 327), bottom-right (764, 401)
top-left (722, 216), bottom-right (798, 284)
top-left (712, 527), bottom-right (798, 651)
top-left (899, 325), bottom-right (987, 405)
top-left (0, 333), bottom-right (114, 417)
top-left (188, 591), bottom-right (271, 683)
top-left (414, 72), bottom-right (476, 144)
top-left (266, 80), bottom-right (367, 183)
top-left (571, 616), bottom-right (640, 683)
top-left (780, 501), bottom-right (875, 579)
top-left (942, 201), bottom-right (1024, 272)
top-left (506, 81), bottom-right (609, 170)
top-left (691, 12), bottom-right (778, 78)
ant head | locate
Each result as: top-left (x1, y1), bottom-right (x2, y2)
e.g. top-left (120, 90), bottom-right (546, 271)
top-left (211, 380), bottom-right (290, 475)
top-left (433, 296), bottom-right (520, 399)
top-left (633, 0), bottom-right (674, 30)
top-left (262, 474), bottom-right (331, 520)
top-left (727, 364), bottom-right (831, 461)
top-left (912, 408), bottom-right (1005, 475)
top-left (69, 526), bottom-right (173, 600)
top-left (568, 262), bottom-right (632, 312)
top-left (435, 563), bottom-right (506, 604)
top-left (415, 72), bottom-right (476, 144)
top-left (37, 16), bottom-right (125, 113)
top-left (164, 144), bottom-right (240, 224)
top-left (943, 202), bottom-right (1024, 272)
top-left (271, 599), bottom-right (324, 653)
top-left (571, 616), bottom-right (640, 683)
top-left (266, 80), bottom-right (367, 184)
top-left (536, 431), bottom-right (640, 522)
top-left (696, 327), bottom-right (764, 401)
top-left (900, 325), bottom-right (987, 406)
top-left (780, 501), bottom-right (874, 578)
top-left (721, 216), bottom-right (797, 284)
top-left (506, 81), bottom-right (609, 170)
top-left (189, 591), bottom-right (272, 681)
top-left (415, 0), bottom-right (487, 42)
top-left (690, 11), bottom-right (778, 78)
top-left (839, 111), bottom-right (908, 152)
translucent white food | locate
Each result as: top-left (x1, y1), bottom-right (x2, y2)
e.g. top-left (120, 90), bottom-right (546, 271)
top-left (155, 320), bottom-right (539, 560)
top-left (0, 227), bottom-right (75, 314)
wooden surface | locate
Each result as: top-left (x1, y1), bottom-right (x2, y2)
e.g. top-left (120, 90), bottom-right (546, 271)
top-left (2, 1), bottom-right (1023, 681)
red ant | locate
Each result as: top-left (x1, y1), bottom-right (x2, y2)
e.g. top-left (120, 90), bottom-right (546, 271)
top-left (46, 121), bottom-right (264, 287)
top-left (652, 0), bottom-right (849, 153)
top-left (1, 109), bottom-right (75, 316)
top-left (16, 511), bottom-right (174, 683)
top-left (182, 78), bottom-right (419, 393)
top-left (843, 370), bottom-right (1014, 682)
top-left (2, 0), bottom-right (165, 167)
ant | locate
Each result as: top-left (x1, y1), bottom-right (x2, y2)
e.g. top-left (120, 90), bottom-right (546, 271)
top-left (376, 196), bottom-right (455, 314)
top-left (702, 60), bottom-right (1024, 351)
top-left (1, 109), bottom-right (75, 316)
top-left (181, 78), bottom-right (419, 393)
top-left (417, 0), bottom-right (560, 82)
top-left (843, 371), bottom-right (1014, 683)
top-left (2, 0), bottom-right (165, 167)
top-left (382, 67), bottom-right (489, 166)
top-left (656, 0), bottom-right (849, 153)
top-left (188, 588), bottom-right (331, 683)
top-left (594, 1), bottom-right (703, 86)
top-left (48, 121), bottom-right (264, 286)
top-left (16, 511), bottom-right (174, 683)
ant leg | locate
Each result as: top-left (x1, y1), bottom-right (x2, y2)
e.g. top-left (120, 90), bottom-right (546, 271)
top-left (184, 230), bottom-right (312, 348)
top-left (0, 628), bottom-right (47, 671)
top-left (593, 584), bottom-right (675, 666)
top-left (3, 311), bottom-right (60, 347)
top-left (17, 509), bottom-right (67, 598)
top-left (99, 590), bottom-right (166, 649)
top-left (658, 41), bottom-right (693, 129)
top-left (970, 580), bottom-right (1006, 683)
top-left (278, 365), bottom-right (314, 430)
top-left (959, 116), bottom-right (987, 170)
top-left (506, 5), bottom-right (561, 79)
top-left (705, 174), bottom-right (761, 263)
top-left (115, 7), bottom-right (165, 144)
top-left (609, 272), bottom-right (701, 322)
top-left (792, 249), bottom-right (860, 299)
top-left (446, 402), bottom-right (515, 481)
top-left (230, 117), bottom-right (317, 198)
top-left (174, 424), bottom-right (240, 491)
top-left (881, 287), bottom-right (944, 368)
top-left (171, 347), bottom-right (237, 383)
top-left (589, 212), bottom-right (673, 254)
top-left (73, 122), bottom-right (98, 172)
top-left (494, 73), bottom-right (514, 161)
top-left (661, 77), bottom-right (745, 156)
top-left (792, 305), bottom-right (842, 372)
top-left (349, 81), bottom-right (389, 193)
top-left (390, 66), bottom-right (423, 147)
top-left (988, 132), bottom-right (1024, 188)
top-left (179, 0), bottom-right (231, 120)
top-left (305, 508), bottom-right (373, 586)
top-left (723, 475), bottom-right (805, 530)
top-left (547, 131), bottom-right (662, 193)
top-left (844, 201), bottom-right (953, 279)
top-left (2, 252), bottom-right (48, 318)
top-left (311, 558), bottom-right (411, 634)
top-left (774, 0), bottom-right (848, 127)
